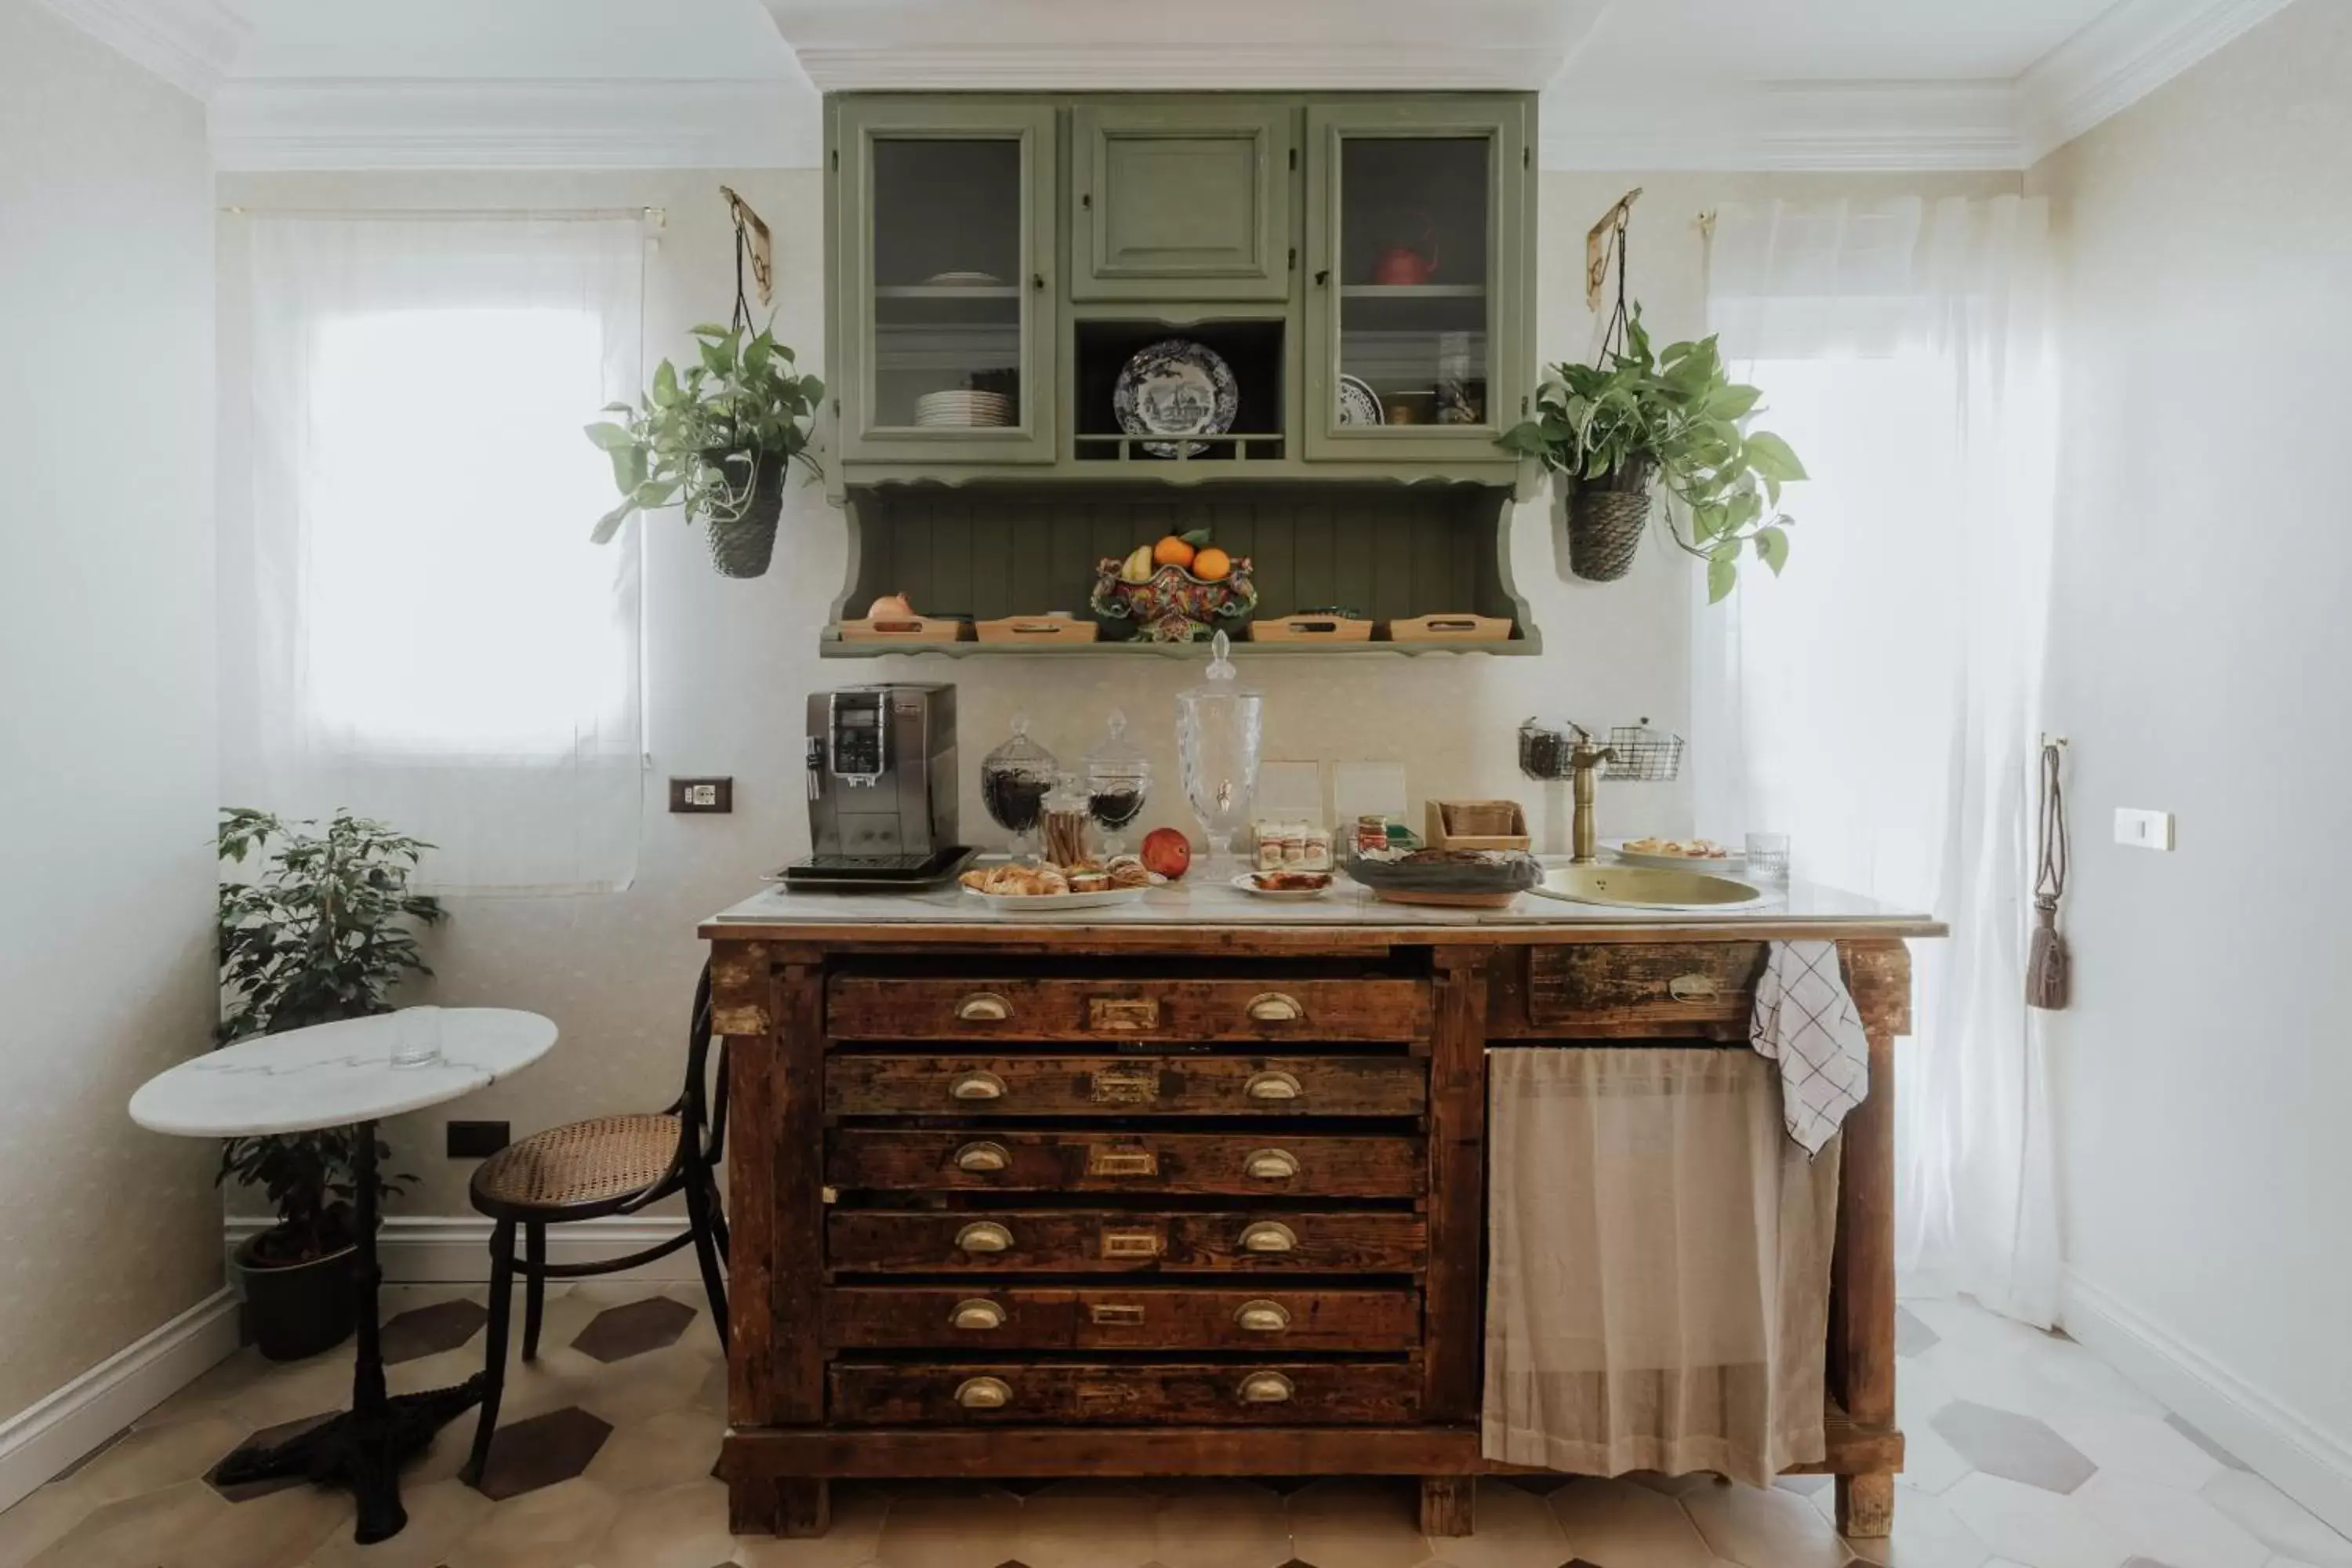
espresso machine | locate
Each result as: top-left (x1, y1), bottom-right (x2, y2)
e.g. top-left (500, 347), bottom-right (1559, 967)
top-left (781, 684), bottom-right (972, 887)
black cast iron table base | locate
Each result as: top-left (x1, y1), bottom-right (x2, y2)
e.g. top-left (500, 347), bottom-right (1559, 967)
top-left (210, 1119), bottom-right (477, 1544)
top-left (211, 1377), bottom-right (486, 1542)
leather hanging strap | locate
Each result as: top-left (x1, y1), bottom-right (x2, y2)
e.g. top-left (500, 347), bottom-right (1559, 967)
top-left (2027, 741), bottom-right (2071, 1011)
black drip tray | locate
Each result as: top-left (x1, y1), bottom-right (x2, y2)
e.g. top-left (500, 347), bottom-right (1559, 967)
top-left (775, 846), bottom-right (976, 890)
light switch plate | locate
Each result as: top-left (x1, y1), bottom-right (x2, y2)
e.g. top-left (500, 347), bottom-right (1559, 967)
top-left (2114, 807), bottom-right (2174, 851)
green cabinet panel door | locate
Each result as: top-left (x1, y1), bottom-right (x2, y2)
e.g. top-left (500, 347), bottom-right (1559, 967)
top-left (832, 97), bottom-right (1058, 464)
top-left (1302, 99), bottom-right (1531, 464)
top-left (1071, 101), bottom-right (1293, 301)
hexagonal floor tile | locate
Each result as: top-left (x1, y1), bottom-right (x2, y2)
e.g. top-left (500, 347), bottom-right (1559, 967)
top-left (1896, 1305), bottom-right (1942, 1357)
top-left (1931, 1399), bottom-right (2097, 1494)
top-left (572, 1295), bottom-right (699, 1363)
top-left (468, 1404), bottom-right (613, 1501)
top-left (380, 1298), bottom-right (488, 1365)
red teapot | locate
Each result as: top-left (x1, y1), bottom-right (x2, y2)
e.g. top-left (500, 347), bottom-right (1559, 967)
top-left (1370, 216), bottom-right (1439, 285)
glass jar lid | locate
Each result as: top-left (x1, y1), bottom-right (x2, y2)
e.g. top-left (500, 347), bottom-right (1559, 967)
top-left (1083, 710), bottom-right (1149, 779)
top-left (1175, 629), bottom-right (1261, 701)
top-left (981, 713), bottom-right (1058, 779)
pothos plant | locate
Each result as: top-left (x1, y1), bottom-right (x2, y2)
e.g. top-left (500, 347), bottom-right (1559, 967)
top-left (585, 321), bottom-right (824, 544)
top-left (217, 808), bottom-right (444, 1265)
top-left (1501, 307), bottom-right (1807, 601)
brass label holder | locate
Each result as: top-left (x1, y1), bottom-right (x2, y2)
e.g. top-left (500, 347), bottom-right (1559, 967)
top-left (1087, 1144), bottom-right (1160, 1178)
top-left (1091, 1065), bottom-right (1160, 1105)
top-left (1088, 996), bottom-right (1161, 1032)
top-left (1099, 1226), bottom-right (1165, 1258)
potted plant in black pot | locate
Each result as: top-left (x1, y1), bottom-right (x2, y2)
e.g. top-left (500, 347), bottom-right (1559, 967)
top-left (1501, 308), bottom-right (1807, 598)
top-left (216, 808), bottom-right (442, 1359)
top-left (585, 322), bottom-right (824, 579)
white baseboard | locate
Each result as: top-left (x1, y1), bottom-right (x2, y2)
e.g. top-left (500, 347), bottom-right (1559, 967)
top-left (0, 1289), bottom-right (241, 1514)
top-left (224, 1214), bottom-right (701, 1285)
top-left (2062, 1269), bottom-right (2352, 1537)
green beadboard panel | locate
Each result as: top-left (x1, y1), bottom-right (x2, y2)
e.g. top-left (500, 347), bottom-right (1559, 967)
top-left (840, 483), bottom-right (1523, 638)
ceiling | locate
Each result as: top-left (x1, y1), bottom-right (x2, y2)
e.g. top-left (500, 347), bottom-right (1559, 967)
top-left (42, 0), bottom-right (2296, 171)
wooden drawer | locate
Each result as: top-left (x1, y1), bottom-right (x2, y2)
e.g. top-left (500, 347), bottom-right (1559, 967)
top-left (826, 1208), bottom-right (1427, 1273)
top-left (822, 1285), bottom-right (1419, 1352)
top-left (826, 1054), bottom-right (1425, 1116)
top-left (827, 1130), bottom-right (1423, 1196)
top-left (826, 977), bottom-right (1431, 1043)
top-left (1526, 942), bottom-right (1766, 1034)
top-left (829, 1360), bottom-right (1420, 1425)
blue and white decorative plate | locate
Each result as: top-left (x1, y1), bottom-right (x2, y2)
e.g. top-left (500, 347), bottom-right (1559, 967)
top-left (1338, 374), bottom-right (1385, 426)
top-left (1113, 339), bottom-right (1238, 459)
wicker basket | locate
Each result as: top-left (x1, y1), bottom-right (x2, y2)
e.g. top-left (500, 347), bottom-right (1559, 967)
top-left (703, 454), bottom-right (785, 579)
top-left (1566, 474), bottom-right (1651, 583)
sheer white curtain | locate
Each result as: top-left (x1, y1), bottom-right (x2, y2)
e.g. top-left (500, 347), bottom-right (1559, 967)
top-left (1696, 196), bottom-right (2062, 1323)
top-left (227, 216), bottom-right (645, 894)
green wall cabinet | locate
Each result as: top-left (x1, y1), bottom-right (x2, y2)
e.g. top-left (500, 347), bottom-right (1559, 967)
top-left (1071, 101), bottom-right (1292, 301)
top-left (825, 91), bottom-right (1533, 485)
top-left (831, 98), bottom-right (1058, 464)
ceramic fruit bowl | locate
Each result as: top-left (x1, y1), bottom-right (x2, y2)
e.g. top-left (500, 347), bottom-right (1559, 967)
top-left (1091, 558), bottom-right (1258, 643)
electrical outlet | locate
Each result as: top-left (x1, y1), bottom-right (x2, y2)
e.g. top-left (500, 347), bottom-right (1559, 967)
top-left (447, 1120), bottom-right (510, 1159)
top-left (2114, 807), bottom-right (2175, 851)
top-left (669, 776), bottom-right (733, 814)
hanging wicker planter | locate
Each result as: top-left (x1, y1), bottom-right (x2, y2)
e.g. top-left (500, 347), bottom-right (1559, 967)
top-left (702, 453), bottom-right (786, 579)
top-left (1566, 466), bottom-right (1652, 583)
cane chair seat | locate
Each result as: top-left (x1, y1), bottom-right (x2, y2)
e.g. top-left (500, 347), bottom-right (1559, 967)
top-left (473, 1114), bottom-right (681, 1217)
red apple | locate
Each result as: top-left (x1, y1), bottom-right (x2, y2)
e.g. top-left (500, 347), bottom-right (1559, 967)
top-left (1141, 827), bottom-right (1191, 880)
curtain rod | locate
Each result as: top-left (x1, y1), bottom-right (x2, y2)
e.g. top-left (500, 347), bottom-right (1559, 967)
top-left (220, 205), bottom-right (665, 226)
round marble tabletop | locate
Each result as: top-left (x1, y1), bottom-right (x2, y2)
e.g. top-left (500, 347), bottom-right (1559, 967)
top-left (129, 1007), bottom-right (557, 1138)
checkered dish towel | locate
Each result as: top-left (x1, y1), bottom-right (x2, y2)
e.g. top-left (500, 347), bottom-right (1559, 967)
top-left (1749, 941), bottom-right (1871, 1156)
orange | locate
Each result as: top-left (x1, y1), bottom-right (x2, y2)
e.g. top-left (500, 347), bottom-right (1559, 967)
top-left (1151, 535), bottom-right (1196, 569)
top-left (1191, 546), bottom-right (1232, 583)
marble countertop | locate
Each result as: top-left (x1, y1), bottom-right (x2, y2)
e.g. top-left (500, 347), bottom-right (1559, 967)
top-left (703, 858), bottom-right (1940, 942)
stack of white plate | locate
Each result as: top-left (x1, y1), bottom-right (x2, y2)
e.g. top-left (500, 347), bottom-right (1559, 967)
top-left (914, 390), bottom-right (1014, 428)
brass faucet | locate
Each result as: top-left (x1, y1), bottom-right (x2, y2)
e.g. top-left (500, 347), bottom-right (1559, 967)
top-left (1567, 734), bottom-right (1616, 865)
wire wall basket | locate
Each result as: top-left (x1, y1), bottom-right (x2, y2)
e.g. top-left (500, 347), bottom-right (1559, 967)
top-left (1603, 719), bottom-right (1684, 782)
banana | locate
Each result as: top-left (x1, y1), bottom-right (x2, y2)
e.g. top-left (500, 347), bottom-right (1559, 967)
top-left (1120, 544), bottom-right (1155, 583)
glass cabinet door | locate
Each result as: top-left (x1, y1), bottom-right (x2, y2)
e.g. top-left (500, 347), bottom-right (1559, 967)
top-left (1303, 102), bottom-right (1528, 463)
top-left (836, 101), bottom-right (1056, 463)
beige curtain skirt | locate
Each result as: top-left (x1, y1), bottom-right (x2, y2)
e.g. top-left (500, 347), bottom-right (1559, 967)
top-left (1481, 1048), bottom-right (1842, 1486)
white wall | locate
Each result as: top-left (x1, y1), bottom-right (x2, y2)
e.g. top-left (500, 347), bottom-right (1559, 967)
top-left (2028, 0), bottom-right (2352, 1529)
top-left (0, 2), bottom-right (222, 1418)
top-left (215, 165), bottom-right (2014, 1219)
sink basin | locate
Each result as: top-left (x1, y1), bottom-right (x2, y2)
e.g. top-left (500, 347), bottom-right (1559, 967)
top-left (1531, 864), bottom-right (1763, 910)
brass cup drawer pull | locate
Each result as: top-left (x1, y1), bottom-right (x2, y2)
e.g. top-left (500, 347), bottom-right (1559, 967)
top-left (956, 992), bottom-right (1012, 1022)
top-left (950, 1298), bottom-right (1006, 1330)
top-left (955, 1376), bottom-right (1012, 1410)
top-left (1239, 1221), bottom-right (1298, 1254)
top-left (1668, 973), bottom-right (1721, 1003)
top-left (1246, 992), bottom-right (1305, 1022)
top-left (956, 1221), bottom-right (1013, 1254)
top-left (954, 1141), bottom-right (1011, 1174)
top-left (1238, 1371), bottom-right (1294, 1405)
top-left (1244, 1148), bottom-right (1301, 1181)
top-left (1243, 1069), bottom-right (1302, 1102)
top-left (950, 1071), bottom-right (1007, 1101)
top-left (1234, 1299), bottom-right (1291, 1333)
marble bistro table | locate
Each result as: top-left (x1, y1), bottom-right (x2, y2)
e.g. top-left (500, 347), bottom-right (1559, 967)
top-left (129, 1006), bottom-right (557, 1544)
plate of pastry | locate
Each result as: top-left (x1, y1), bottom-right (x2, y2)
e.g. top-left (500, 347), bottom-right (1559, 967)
top-left (1613, 837), bottom-right (1745, 872)
top-left (960, 855), bottom-right (1160, 912)
top-left (1231, 869), bottom-right (1334, 902)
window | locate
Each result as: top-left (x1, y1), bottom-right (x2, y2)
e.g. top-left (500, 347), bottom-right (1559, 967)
top-left (228, 216), bottom-right (646, 894)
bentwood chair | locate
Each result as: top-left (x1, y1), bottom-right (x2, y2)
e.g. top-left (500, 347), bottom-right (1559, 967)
top-left (461, 964), bottom-right (728, 1483)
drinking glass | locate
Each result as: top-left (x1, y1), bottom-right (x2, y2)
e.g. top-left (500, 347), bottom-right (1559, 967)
top-left (388, 1006), bottom-right (444, 1069)
top-left (1744, 833), bottom-right (1792, 889)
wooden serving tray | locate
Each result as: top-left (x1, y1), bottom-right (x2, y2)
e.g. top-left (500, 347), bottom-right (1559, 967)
top-left (1385, 614), bottom-right (1514, 644)
top-left (1425, 799), bottom-right (1532, 852)
top-left (1250, 614), bottom-right (1374, 643)
top-left (976, 615), bottom-right (1098, 644)
top-left (839, 616), bottom-right (971, 644)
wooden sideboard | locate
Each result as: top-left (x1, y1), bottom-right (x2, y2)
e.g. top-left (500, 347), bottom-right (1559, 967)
top-left (703, 917), bottom-right (1927, 1541)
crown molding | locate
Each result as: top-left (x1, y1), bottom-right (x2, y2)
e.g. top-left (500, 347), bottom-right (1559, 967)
top-left (763, 0), bottom-right (1606, 93)
top-left (1542, 80), bottom-right (2026, 172)
top-left (2018, 0), bottom-right (2295, 162)
top-left (31, 0), bottom-right (250, 100)
top-left (209, 78), bottom-right (822, 172)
